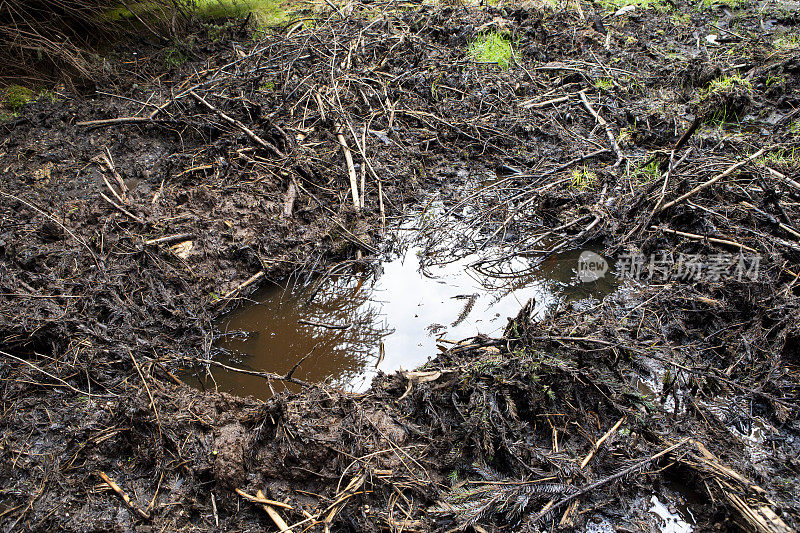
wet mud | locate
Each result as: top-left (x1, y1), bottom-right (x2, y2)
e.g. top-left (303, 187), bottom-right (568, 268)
top-left (1, 0), bottom-right (799, 531)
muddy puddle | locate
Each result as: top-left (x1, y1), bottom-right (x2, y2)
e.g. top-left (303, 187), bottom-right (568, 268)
top-left (183, 199), bottom-right (619, 398)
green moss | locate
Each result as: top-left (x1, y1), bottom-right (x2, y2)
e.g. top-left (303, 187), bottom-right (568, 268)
top-left (468, 31), bottom-right (513, 69)
top-left (671, 12), bottom-right (691, 24)
top-left (196, 0), bottom-right (291, 27)
top-left (790, 120), bottom-right (800, 135)
top-left (107, 0), bottom-right (292, 29)
top-left (163, 38), bottom-right (194, 67)
top-left (3, 85), bottom-right (34, 112)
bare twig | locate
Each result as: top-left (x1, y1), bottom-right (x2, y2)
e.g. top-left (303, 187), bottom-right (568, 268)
top-left (98, 471), bottom-right (150, 519)
top-left (335, 122), bottom-right (361, 209)
top-left (654, 226), bottom-right (758, 253)
top-left (189, 90), bottom-right (286, 158)
top-left (578, 90), bottom-right (624, 167)
top-left (659, 148), bottom-right (766, 212)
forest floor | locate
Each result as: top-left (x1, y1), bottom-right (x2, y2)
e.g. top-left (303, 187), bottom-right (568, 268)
top-left (1, 0), bottom-right (799, 531)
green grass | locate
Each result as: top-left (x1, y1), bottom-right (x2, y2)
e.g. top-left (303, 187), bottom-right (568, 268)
top-left (195, 0), bottom-right (291, 26)
top-left (596, 0), bottom-right (668, 11)
top-left (107, 0), bottom-right (292, 28)
top-left (774, 34), bottom-right (800, 50)
top-left (699, 0), bottom-right (743, 9)
top-left (707, 74), bottom-right (752, 94)
top-left (570, 167), bottom-right (598, 190)
top-left (671, 12), bottom-right (691, 24)
top-left (631, 160), bottom-right (661, 184)
top-left (759, 148), bottom-right (799, 168)
top-left (468, 31), bottom-right (513, 69)
top-left (594, 78), bottom-right (614, 91)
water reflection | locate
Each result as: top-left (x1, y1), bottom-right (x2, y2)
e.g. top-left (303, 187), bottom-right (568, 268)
top-left (182, 188), bottom-right (620, 399)
top-left (183, 271), bottom-right (392, 397)
top-left (182, 238), bottom-right (617, 399)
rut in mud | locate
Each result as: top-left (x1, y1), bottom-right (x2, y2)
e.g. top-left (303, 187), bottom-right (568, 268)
top-left (1, 0), bottom-right (799, 531)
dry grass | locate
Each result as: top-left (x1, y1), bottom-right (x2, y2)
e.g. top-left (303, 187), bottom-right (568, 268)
top-left (0, 0), bottom-right (183, 84)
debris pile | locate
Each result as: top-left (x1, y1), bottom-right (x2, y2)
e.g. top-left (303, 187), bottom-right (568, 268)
top-left (1, 1), bottom-right (798, 530)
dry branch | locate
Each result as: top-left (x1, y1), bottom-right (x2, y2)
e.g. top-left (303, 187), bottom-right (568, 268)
top-left (189, 90), bottom-right (286, 158)
top-left (335, 123), bottom-right (361, 210)
top-left (578, 91), bottom-right (624, 167)
top-left (658, 148), bottom-right (766, 212)
top-left (98, 471), bottom-right (150, 520)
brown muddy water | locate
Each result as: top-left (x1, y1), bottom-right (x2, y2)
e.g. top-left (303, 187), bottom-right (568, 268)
top-left (182, 200), bottom-right (619, 399)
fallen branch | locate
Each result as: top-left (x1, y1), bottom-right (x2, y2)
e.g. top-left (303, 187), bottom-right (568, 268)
top-left (235, 488), bottom-right (294, 510)
top-left (0, 191), bottom-right (100, 268)
top-left (520, 95), bottom-right (570, 109)
top-left (658, 148), bottom-right (766, 212)
top-left (76, 116), bottom-right (153, 127)
top-left (192, 357), bottom-right (311, 388)
top-left (0, 349), bottom-right (112, 398)
top-left (145, 233), bottom-right (193, 246)
top-left (578, 90), bottom-right (624, 167)
top-left (98, 471), bottom-right (150, 520)
top-left (99, 192), bottom-right (144, 224)
top-left (654, 226), bottom-right (758, 253)
top-left (335, 122), bottom-right (361, 210)
top-left (282, 181), bottom-right (298, 218)
top-left (189, 90), bottom-right (286, 158)
top-left (580, 416), bottom-right (625, 469)
top-left (297, 319), bottom-right (349, 330)
top-left (679, 441), bottom-right (793, 533)
top-left (531, 439), bottom-right (690, 525)
top-left (766, 166), bottom-right (800, 192)
top-left (212, 271), bottom-right (265, 305)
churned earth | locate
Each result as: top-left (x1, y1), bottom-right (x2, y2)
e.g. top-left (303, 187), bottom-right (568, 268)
top-left (0, 0), bottom-right (799, 531)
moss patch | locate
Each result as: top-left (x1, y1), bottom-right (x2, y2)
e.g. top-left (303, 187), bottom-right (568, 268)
top-left (3, 85), bottom-right (34, 112)
top-left (108, 0), bottom-right (293, 28)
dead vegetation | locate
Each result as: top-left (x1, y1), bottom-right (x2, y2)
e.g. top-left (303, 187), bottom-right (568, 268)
top-left (0, 0), bottom-right (799, 531)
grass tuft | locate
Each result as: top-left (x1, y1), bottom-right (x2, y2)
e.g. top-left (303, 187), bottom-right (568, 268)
top-left (468, 32), bottom-right (513, 69)
top-left (570, 167), bottom-right (598, 190)
top-left (596, 0), bottom-right (668, 11)
top-left (707, 74), bottom-right (752, 94)
top-left (108, 0), bottom-right (292, 28)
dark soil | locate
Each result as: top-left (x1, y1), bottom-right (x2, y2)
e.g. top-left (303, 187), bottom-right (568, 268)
top-left (1, 0), bottom-right (799, 531)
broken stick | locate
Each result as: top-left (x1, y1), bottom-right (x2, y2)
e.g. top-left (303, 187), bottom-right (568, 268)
top-left (98, 471), bottom-right (150, 519)
top-left (335, 123), bottom-right (361, 210)
top-left (579, 90), bottom-right (624, 167)
top-left (189, 90), bottom-right (285, 159)
top-left (257, 490), bottom-right (294, 532)
top-left (659, 148), bottom-right (766, 212)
